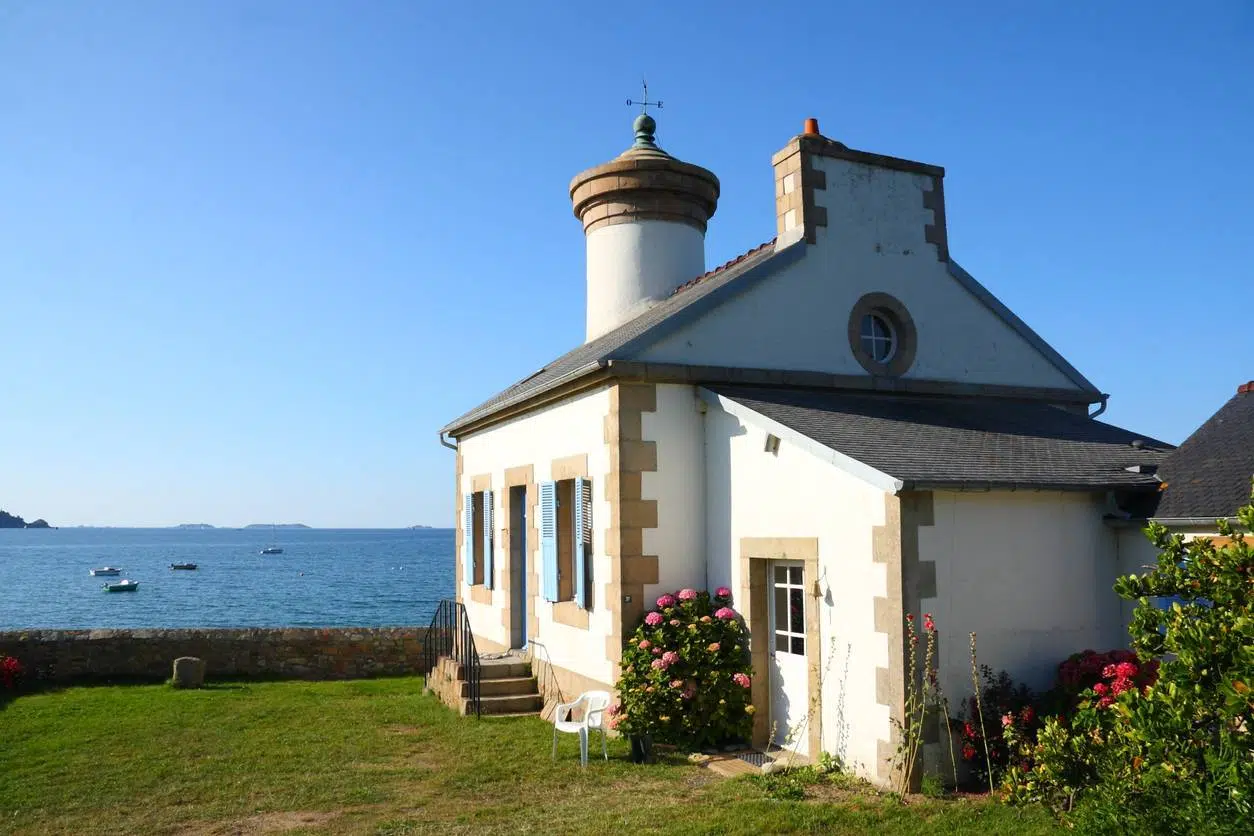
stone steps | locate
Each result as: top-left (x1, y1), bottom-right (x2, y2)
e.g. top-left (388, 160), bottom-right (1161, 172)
top-left (427, 654), bottom-right (542, 718)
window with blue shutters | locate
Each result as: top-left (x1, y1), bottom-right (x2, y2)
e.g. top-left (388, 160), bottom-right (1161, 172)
top-left (540, 481), bottom-right (558, 601)
top-left (463, 491), bottom-right (490, 588)
top-left (538, 477), bottom-right (593, 607)
top-left (462, 493), bottom-right (474, 589)
top-left (482, 490), bottom-right (494, 590)
top-left (574, 477), bottom-right (592, 609)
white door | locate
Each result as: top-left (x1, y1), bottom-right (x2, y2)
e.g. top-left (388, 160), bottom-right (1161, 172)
top-left (768, 561), bottom-right (809, 755)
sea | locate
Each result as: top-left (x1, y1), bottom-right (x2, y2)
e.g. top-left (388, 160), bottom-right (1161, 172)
top-left (0, 527), bottom-right (455, 630)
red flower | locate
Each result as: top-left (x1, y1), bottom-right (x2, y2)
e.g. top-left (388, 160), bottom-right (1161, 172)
top-left (1020, 706), bottom-right (1036, 725)
top-left (1115, 661), bottom-right (1138, 679)
top-left (923, 613), bottom-right (935, 631)
top-left (962, 744), bottom-right (977, 760)
top-left (1093, 682), bottom-right (1108, 696)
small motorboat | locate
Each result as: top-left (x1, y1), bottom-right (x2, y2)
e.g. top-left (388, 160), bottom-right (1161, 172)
top-left (102, 579), bottom-right (139, 592)
top-left (170, 562), bottom-right (198, 570)
top-left (260, 546), bottom-right (283, 555)
top-left (90, 567), bottom-right (122, 576)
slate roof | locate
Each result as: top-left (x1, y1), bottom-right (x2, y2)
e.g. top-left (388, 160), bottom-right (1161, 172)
top-left (1151, 385), bottom-right (1254, 520)
top-left (441, 239), bottom-right (780, 434)
top-left (709, 385), bottom-right (1172, 491)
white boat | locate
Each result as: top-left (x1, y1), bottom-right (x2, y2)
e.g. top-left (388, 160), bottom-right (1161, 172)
top-left (90, 567), bottom-right (122, 576)
top-left (260, 523), bottom-right (283, 554)
top-left (103, 579), bottom-right (139, 592)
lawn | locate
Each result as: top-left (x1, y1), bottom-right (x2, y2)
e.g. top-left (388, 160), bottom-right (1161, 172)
top-left (0, 678), bottom-right (1062, 835)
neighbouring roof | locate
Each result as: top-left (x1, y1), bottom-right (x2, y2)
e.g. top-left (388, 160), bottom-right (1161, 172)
top-left (1151, 384), bottom-right (1254, 521)
top-left (708, 385), bottom-right (1172, 491)
top-left (441, 239), bottom-right (782, 434)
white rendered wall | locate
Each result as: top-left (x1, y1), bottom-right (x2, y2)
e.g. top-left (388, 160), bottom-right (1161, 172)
top-left (586, 220), bottom-right (706, 341)
top-left (641, 384), bottom-right (707, 603)
top-left (457, 386), bottom-right (615, 687)
top-left (635, 158), bottom-right (1081, 391)
top-left (705, 404), bottom-right (892, 779)
top-left (919, 492), bottom-right (1127, 710)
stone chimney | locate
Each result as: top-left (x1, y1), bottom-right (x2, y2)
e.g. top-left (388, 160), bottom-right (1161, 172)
top-left (570, 114), bottom-right (719, 342)
top-left (771, 117), bottom-right (949, 260)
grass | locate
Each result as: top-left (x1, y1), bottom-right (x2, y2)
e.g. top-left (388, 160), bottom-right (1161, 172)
top-left (0, 678), bottom-right (1063, 835)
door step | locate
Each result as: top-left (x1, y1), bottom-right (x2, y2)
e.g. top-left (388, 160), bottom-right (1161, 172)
top-left (427, 654), bottom-right (542, 718)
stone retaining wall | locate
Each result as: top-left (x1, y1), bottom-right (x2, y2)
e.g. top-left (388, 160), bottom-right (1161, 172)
top-left (0, 627), bottom-right (428, 684)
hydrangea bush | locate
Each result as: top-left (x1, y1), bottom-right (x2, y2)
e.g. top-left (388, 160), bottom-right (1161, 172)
top-left (611, 586), bottom-right (754, 749)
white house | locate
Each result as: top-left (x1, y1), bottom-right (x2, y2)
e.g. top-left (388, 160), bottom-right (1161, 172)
top-left (439, 114), bottom-right (1171, 785)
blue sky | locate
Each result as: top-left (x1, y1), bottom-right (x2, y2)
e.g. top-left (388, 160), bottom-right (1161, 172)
top-left (1, 2), bottom-right (1250, 528)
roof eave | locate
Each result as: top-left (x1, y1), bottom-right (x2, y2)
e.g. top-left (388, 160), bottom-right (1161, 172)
top-left (900, 479), bottom-right (1163, 493)
top-left (441, 360), bottom-right (608, 437)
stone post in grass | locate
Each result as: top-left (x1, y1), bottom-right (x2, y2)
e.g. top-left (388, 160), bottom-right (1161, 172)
top-left (171, 656), bottom-right (206, 689)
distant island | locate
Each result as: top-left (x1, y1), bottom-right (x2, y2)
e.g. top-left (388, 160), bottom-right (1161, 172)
top-left (243, 523), bottom-right (311, 530)
top-left (0, 509), bottom-right (52, 529)
top-left (174, 523), bottom-right (216, 529)
top-left (409, 525), bottom-right (435, 529)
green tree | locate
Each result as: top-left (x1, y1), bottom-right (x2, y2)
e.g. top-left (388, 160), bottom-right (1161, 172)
top-left (1088, 489), bottom-right (1254, 832)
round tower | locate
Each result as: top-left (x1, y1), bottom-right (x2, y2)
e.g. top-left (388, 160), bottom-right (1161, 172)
top-left (570, 114), bottom-right (720, 342)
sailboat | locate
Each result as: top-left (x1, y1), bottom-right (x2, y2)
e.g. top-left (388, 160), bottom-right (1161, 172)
top-left (260, 523), bottom-right (284, 555)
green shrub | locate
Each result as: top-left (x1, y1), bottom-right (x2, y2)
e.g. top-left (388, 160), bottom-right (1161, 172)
top-left (612, 587), bottom-right (754, 749)
top-left (1006, 490), bottom-right (1254, 832)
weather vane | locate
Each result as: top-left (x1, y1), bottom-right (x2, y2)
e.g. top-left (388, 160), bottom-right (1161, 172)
top-left (626, 79), bottom-right (662, 113)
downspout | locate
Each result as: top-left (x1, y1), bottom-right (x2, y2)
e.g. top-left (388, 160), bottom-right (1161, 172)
top-left (438, 431), bottom-right (457, 451)
top-left (1088, 394), bottom-right (1109, 419)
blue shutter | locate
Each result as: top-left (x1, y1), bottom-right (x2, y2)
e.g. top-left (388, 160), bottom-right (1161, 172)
top-left (574, 477), bottom-right (591, 609)
top-left (462, 493), bottom-right (474, 589)
top-left (483, 489), bottom-right (494, 590)
top-left (540, 481), bottom-right (558, 602)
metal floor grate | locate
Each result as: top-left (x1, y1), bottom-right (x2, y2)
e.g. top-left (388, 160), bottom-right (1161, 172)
top-left (735, 751), bottom-right (771, 768)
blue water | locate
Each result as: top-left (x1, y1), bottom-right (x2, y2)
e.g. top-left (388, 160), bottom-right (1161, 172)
top-left (0, 527), bottom-right (455, 629)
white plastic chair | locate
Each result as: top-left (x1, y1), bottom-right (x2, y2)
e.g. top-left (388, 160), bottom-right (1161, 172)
top-left (550, 690), bottom-right (611, 767)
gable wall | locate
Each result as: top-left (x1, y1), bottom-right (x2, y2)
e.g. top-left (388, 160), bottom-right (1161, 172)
top-left (704, 403), bottom-right (893, 780)
top-left (635, 157), bottom-right (1082, 391)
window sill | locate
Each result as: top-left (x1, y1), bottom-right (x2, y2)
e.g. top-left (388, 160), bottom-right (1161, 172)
top-left (552, 600), bottom-right (589, 629)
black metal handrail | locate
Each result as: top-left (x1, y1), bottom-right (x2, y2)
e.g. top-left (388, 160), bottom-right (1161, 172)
top-left (422, 599), bottom-right (481, 718)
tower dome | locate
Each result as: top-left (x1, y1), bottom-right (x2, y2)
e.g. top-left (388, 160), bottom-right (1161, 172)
top-left (570, 114), bottom-right (720, 342)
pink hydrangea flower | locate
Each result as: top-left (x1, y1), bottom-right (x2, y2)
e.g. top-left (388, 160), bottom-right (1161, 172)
top-left (670, 679), bottom-right (684, 688)
top-left (644, 612), bottom-right (663, 627)
top-left (652, 647), bottom-right (662, 656)
top-left (638, 639), bottom-right (651, 650)
top-left (677, 588), bottom-right (698, 601)
top-left (707, 642), bottom-right (721, 653)
top-left (715, 586), bottom-right (732, 599)
top-left (732, 672), bottom-right (751, 689)
top-left (1115, 661), bottom-right (1139, 679)
top-left (661, 651), bottom-right (680, 666)
top-left (700, 615), bottom-right (712, 624)
top-left (651, 658), bottom-right (666, 670)
top-left (682, 687), bottom-right (696, 701)
top-left (1001, 713), bottom-right (1014, 728)
top-left (656, 594), bottom-right (677, 608)
top-left (714, 607), bottom-right (737, 621)
top-left (607, 704), bottom-right (619, 716)
top-left (669, 619), bottom-right (681, 627)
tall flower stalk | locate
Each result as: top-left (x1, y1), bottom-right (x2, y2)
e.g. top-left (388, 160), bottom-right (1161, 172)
top-left (893, 613), bottom-right (939, 794)
top-left (969, 631), bottom-right (994, 794)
